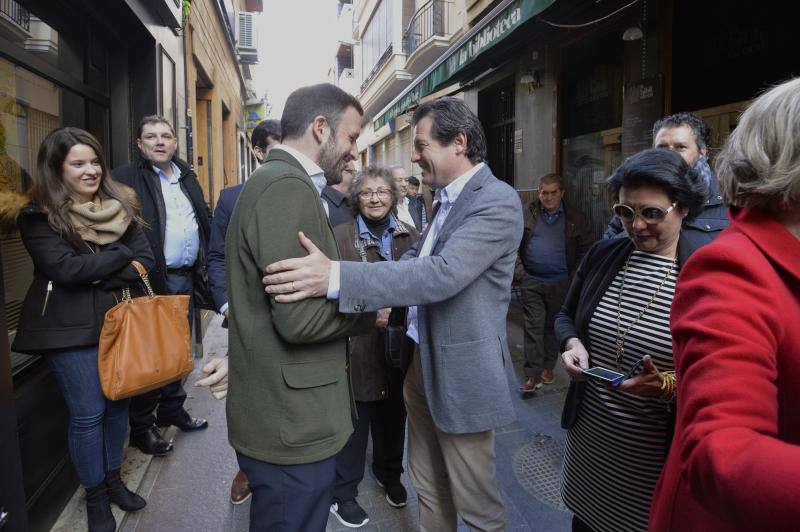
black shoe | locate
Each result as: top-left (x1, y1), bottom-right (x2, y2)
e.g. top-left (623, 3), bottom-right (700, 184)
top-left (105, 468), bottom-right (146, 511)
top-left (330, 500), bottom-right (369, 528)
top-left (130, 426), bottom-right (173, 456)
top-left (156, 410), bottom-right (208, 432)
top-left (85, 482), bottom-right (116, 532)
top-left (376, 479), bottom-right (407, 508)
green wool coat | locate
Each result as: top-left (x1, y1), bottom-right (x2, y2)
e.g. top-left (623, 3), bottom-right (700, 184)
top-left (225, 148), bottom-right (374, 465)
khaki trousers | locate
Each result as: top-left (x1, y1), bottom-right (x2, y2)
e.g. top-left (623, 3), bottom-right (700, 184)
top-left (403, 347), bottom-right (506, 531)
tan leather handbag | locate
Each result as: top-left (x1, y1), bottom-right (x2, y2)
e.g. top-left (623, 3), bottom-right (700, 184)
top-left (98, 261), bottom-right (193, 400)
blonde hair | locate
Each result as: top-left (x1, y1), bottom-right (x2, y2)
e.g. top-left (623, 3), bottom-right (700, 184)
top-left (716, 77), bottom-right (800, 210)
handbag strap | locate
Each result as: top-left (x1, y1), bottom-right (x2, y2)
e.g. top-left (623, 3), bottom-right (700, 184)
top-left (126, 260), bottom-right (155, 299)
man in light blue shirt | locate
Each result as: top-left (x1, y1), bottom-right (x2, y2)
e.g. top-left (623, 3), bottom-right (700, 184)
top-left (114, 115), bottom-right (212, 456)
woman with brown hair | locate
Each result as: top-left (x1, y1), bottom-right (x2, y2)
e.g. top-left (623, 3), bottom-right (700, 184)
top-left (11, 127), bottom-right (154, 532)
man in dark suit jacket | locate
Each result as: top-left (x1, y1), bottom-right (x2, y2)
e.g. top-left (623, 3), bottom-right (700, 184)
top-left (114, 115), bottom-right (211, 456)
top-left (321, 161), bottom-right (355, 227)
top-left (202, 119), bottom-right (280, 506)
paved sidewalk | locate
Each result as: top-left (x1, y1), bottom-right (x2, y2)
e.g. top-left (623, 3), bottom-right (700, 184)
top-left (118, 308), bottom-right (572, 532)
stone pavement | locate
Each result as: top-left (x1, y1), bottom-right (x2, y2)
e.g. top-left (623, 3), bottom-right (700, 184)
top-left (113, 306), bottom-right (572, 532)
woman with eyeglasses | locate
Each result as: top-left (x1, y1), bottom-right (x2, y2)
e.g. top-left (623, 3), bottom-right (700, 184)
top-left (554, 148), bottom-right (715, 532)
top-left (328, 167), bottom-right (419, 528)
top-left (651, 78), bottom-right (800, 531)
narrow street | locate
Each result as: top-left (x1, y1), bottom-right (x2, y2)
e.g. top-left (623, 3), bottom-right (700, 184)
top-left (99, 304), bottom-right (573, 532)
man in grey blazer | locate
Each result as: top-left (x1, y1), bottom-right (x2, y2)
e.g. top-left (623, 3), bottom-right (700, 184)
top-left (262, 97), bottom-right (523, 531)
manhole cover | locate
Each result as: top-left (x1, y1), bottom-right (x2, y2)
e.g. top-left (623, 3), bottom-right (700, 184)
top-left (513, 433), bottom-right (568, 511)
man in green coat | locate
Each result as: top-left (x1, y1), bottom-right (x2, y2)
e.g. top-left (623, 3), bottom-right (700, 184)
top-left (225, 83), bottom-right (374, 532)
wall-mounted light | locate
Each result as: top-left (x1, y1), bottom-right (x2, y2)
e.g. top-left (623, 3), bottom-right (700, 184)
top-left (622, 26), bottom-right (643, 41)
top-left (519, 70), bottom-right (542, 94)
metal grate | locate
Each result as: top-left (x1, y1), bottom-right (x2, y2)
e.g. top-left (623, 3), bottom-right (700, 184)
top-left (513, 433), bottom-right (569, 511)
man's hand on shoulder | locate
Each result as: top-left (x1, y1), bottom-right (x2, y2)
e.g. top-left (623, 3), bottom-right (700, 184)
top-left (262, 231), bottom-right (331, 303)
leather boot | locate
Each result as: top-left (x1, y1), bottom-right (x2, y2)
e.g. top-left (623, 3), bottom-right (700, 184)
top-left (105, 468), bottom-right (146, 511)
top-left (85, 482), bottom-right (116, 532)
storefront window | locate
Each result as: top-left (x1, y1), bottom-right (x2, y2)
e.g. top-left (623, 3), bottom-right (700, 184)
top-left (0, 57), bottom-right (61, 375)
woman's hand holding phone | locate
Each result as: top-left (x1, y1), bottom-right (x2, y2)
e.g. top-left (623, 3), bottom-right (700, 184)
top-left (615, 355), bottom-right (664, 397)
top-left (561, 338), bottom-right (590, 381)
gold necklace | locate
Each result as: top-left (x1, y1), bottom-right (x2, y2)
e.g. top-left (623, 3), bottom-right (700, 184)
top-left (614, 252), bottom-right (678, 370)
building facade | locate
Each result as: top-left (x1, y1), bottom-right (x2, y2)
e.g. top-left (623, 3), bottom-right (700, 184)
top-left (353, 0), bottom-right (800, 239)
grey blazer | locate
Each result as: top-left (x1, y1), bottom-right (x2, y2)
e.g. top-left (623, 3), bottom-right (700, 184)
top-left (339, 165), bottom-right (523, 434)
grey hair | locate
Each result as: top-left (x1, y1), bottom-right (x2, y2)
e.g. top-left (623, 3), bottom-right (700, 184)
top-left (348, 166), bottom-right (400, 217)
top-left (716, 77), bottom-right (800, 210)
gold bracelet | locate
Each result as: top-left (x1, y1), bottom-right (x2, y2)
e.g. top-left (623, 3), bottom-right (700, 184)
top-left (659, 372), bottom-right (676, 401)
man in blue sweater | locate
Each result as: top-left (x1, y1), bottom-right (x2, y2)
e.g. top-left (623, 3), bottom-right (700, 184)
top-left (515, 174), bottom-right (592, 393)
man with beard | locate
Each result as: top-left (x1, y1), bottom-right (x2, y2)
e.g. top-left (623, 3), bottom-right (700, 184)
top-left (224, 83), bottom-right (375, 532)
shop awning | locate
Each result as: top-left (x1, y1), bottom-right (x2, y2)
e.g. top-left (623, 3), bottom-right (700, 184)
top-left (373, 0), bottom-right (557, 129)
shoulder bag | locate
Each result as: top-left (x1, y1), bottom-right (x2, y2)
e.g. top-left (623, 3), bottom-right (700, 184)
top-left (98, 261), bottom-right (193, 400)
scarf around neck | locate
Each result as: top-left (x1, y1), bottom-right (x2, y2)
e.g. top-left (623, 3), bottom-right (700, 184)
top-left (68, 196), bottom-right (131, 245)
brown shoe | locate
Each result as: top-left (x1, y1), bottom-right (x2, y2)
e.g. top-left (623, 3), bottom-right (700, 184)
top-left (518, 377), bottom-right (542, 394)
top-left (541, 369), bottom-right (555, 385)
top-left (230, 470), bottom-right (251, 505)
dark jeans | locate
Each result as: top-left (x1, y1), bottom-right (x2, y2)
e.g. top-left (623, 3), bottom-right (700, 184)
top-left (333, 370), bottom-right (407, 502)
top-left (521, 277), bottom-right (570, 377)
top-left (48, 345), bottom-right (130, 488)
top-left (237, 452), bottom-right (336, 532)
top-left (572, 514), bottom-right (597, 532)
top-left (129, 272), bottom-right (192, 434)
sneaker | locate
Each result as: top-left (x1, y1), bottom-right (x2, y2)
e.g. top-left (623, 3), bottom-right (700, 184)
top-left (376, 480), bottom-right (407, 508)
top-left (330, 500), bottom-right (369, 528)
top-left (519, 377), bottom-right (542, 394)
top-left (541, 369), bottom-right (555, 385)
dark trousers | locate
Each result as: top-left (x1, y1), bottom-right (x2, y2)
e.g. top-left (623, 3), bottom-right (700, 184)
top-left (237, 452), bottom-right (336, 532)
top-left (333, 370), bottom-right (406, 502)
top-left (129, 272), bottom-right (192, 434)
top-left (572, 514), bottom-right (597, 532)
top-left (521, 277), bottom-right (570, 377)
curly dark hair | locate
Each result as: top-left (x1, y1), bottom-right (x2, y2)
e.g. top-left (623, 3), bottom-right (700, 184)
top-left (607, 149), bottom-right (708, 220)
top-left (652, 112), bottom-right (710, 151)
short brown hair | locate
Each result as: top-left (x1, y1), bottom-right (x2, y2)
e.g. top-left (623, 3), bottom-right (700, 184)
top-left (136, 115), bottom-right (175, 139)
top-left (538, 173), bottom-right (563, 189)
top-left (716, 77), bottom-right (800, 210)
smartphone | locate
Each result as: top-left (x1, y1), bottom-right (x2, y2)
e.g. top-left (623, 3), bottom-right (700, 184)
top-left (623, 357), bottom-right (647, 380)
top-left (582, 366), bottom-right (626, 387)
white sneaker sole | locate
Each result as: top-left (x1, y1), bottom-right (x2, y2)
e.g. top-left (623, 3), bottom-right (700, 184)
top-left (230, 491), bottom-right (252, 505)
top-left (375, 480), bottom-right (407, 508)
top-left (329, 504), bottom-right (369, 528)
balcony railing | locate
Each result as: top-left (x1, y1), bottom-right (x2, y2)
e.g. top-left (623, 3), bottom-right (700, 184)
top-left (360, 44), bottom-right (393, 93)
top-left (0, 0), bottom-right (30, 32)
top-left (403, 0), bottom-right (450, 56)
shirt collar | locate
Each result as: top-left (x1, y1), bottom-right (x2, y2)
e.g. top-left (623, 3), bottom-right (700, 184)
top-left (273, 144), bottom-right (326, 195)
top-left (435, 162), bottom-right (484, 206)
top-left (152, 161), bottom-right (181, 183)
top-left (357, 214), bottom-right (397, 240)
top-left (540, 200), bottom-right (564, 216)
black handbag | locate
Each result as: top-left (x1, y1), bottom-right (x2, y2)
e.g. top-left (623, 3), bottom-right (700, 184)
top-left (355, 230), bottom-right (412, 372)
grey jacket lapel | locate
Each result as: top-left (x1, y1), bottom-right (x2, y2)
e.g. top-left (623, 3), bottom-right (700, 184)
top-left (431, 165), bottom-right (493, 253)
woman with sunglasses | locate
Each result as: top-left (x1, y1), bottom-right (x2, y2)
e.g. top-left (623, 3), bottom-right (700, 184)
top-left (555, 148), bottom-right (713, 532)
top-left (328, 167), bottom-right (419, 528)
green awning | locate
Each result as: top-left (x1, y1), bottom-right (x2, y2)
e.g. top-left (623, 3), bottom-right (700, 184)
top-left (373, 0), bottom-right (556, 129)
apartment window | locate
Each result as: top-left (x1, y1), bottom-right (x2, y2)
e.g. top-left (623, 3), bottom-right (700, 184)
top-left (361, 0), bottom-right (393, 80)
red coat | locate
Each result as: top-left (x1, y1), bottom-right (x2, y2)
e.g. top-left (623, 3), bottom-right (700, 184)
top-left (650, 208), bottom-right (800, 531)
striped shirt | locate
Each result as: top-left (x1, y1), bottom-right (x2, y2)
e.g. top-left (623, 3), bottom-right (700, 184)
top-left (562, 251), bottom-right (678, 532)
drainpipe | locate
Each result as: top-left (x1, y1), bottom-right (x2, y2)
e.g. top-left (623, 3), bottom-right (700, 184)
top-left (182, 2), bottom-right (194, 169)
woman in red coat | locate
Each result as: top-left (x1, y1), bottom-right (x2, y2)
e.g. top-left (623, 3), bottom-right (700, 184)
top-left (650, 77), bottom-right (800, 531)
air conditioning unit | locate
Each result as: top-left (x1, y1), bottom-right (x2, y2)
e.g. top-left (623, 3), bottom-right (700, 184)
top-left (236, 12), bottom-right (257, 51)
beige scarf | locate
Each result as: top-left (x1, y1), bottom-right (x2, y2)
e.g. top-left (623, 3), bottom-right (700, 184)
top-left (68, 196), bottom-right (131, 245)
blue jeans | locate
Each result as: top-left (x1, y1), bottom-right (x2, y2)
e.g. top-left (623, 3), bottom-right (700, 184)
top-left (47, 345), bottom-right (130, 488)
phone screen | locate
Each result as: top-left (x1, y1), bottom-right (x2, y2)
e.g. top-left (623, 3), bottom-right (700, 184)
top-left (583, 366), bottom-right (625, 381)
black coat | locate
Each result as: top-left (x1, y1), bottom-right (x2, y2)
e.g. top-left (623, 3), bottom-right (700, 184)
top-left (11, 206), bottom-right (155, 354)
top-left (113, 156), bottom-right (213, 308)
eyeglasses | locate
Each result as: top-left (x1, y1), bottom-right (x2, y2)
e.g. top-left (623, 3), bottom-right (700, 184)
top-left (358, 189), bottom-right (392, 200)
top-left (612, 202), bottom-right (677, 224)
